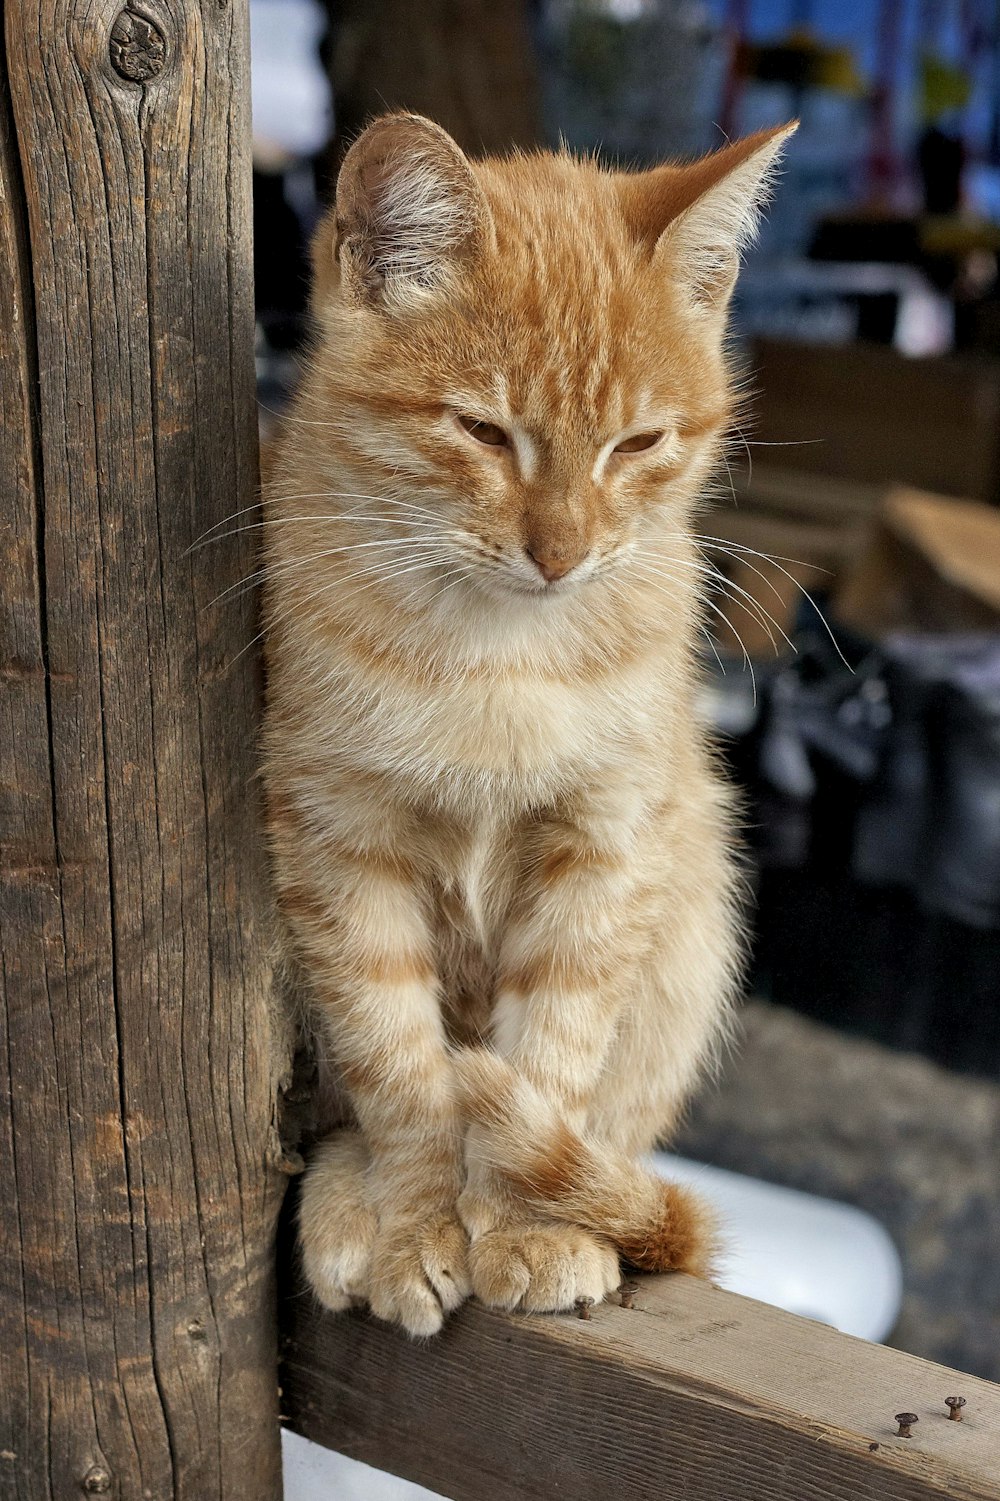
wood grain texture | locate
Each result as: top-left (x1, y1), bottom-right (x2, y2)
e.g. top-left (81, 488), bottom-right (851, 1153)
top-left (282, 1271), bottom-right (1000, 1501)
top-left (0, 2), bottom-right (287, 1496)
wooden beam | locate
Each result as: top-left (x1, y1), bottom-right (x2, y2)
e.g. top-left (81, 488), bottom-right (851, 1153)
top-left (282, 1272), bottom-right (1000, 1501)
top-left (0, 2), bottom-right (286, 1495)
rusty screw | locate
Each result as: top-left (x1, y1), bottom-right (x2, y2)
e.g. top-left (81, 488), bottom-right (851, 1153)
top-left (575, 1296), bottom-right (594, 1321)
top-left (945, 1396), bottom-right (966, 1422)
top-left (895, 1413), bottom-right (918, 1439)
top-left (109, 10), bottom-right (166, 82)
top-left (619, 1279), bottom-right (638, 1310)
top-left (81, 1467), bottom-right (112, 1494)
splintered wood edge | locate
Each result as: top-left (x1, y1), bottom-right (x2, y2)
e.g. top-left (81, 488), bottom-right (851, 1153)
top-left (280, 1272), bottom-right (1000, 1501)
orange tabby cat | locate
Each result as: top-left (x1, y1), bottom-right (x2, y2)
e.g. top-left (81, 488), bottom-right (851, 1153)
top-left (262, 113), bottom-right (795, 1336)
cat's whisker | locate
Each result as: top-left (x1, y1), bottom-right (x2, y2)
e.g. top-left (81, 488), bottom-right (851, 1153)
top-left (187, 499), bottom-right (268, 550)
top-left (189, 489), bottom-right (408, 547)
top-left (696, 534), bottom-right (851, 670)
top-left (629, 560), bottom-right (757, 701)
top-left (720, 453), bottom-right (738, 507)
top-left (702, 628), bottom-right (727, 676)
top-left (190, 487), bottom-right (448, 550)
top-left (260, 405), bottom-right (338, 429)
top-left (698, 556), bottom-right (797, 656)
top-left (261, 552), bottom-right (455, 638)
top-left (729, 424), bottom-right (753, 485)
top-left (633, 545), bottom-right (794, 658)
top-left (206, 537), bottom-right (452, 612)
top-left (424, 563), bottom-right (478, 610)
top-left (191, 513), bottom-right (444, 551)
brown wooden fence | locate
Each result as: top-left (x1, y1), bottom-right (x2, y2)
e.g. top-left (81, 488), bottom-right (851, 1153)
top-left (2, 4), bottom-right (999, 1500)
top-left (1, 2), bottom-right (287, 1494)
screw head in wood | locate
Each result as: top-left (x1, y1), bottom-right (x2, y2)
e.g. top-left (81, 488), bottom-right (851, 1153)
top-left (110, 10), bottom-right (166, 82)
top-left (619, 1279), bottom-right (638, 1309)
top-left (894, 1413), bottom-right (918, 1439)
top-left (945, 1395), bottom-right (966, 1421)
top-left (575, 1296), bottom-right (594, 1320)
top-left (81, 1467), bottom-right (112, 1494)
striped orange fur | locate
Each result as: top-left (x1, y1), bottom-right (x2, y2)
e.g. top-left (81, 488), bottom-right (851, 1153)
top-left (263, 113), bottom-right (795, 1335)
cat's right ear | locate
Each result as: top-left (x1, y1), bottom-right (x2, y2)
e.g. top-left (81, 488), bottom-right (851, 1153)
top-left (322, 114), bottom-right (493, 311)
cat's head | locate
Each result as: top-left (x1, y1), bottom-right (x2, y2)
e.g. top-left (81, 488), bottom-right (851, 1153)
top-left (304, 113), bottom-right (795, 604)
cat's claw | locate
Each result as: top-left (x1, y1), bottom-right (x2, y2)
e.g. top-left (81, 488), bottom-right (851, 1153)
top-left (468, 1221), bottom-right (621, 1314)
top-left (368, 1213), bottom-right (472, 1337)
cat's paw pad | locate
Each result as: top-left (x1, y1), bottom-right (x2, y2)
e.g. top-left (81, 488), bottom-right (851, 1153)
top-left (469, 1221), bottom-right (621, 1314)
top-left (368, 1213), bottom-right (471, 1338)
top-left (298, 1131), bottom-right (376, 1312)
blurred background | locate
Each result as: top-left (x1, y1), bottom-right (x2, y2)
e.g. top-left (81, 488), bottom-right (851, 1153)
top-left (252, 1), bottom-right (1000, 1382)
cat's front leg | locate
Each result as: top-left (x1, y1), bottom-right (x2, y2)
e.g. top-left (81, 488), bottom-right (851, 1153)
top-left (461, 798), bottom-right (645, 1312)
top-left (273, 825), bottom-right (471, 1337)
top-left (361, 1075), bottom-right (471, 1337)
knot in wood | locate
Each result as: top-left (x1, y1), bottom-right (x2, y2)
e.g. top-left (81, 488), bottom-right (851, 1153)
top-left (109, 10), bottom-right (166, 82)
top-left (81, 1467), bottom-right (112, 1494)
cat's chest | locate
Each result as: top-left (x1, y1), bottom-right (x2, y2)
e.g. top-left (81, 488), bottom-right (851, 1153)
top-left (354, 662), bottom-right (645, 800)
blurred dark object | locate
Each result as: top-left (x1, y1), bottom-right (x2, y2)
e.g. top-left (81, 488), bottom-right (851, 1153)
top-left (746, 340), bottom-right (1000, 502)
top-left (918, 125), bottom-right (965, 216)
top-left (326, 0), bottom-right (543, 161)
top-left (852, 635), bottom-right (1000, 931)
top-left (728, 621), bottom-right (1000, 1077)
top-left (254, 169), bottom-right (311, 353)
top-left (809, 208), bottom-right (1000, 347)
top-left (733, 30), bottom-right (861, 93)
top-left (719, 488), bottom-right (1000, 1076)
top-left (811, 214), bottom-right (921, 265)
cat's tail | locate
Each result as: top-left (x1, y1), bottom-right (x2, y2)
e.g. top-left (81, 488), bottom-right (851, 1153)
top-left (455, 1050), bottom-right (719, 1279)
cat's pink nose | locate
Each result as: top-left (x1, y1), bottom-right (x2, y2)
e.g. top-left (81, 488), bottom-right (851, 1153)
top-left (526, 546), bottom-right (579, 583)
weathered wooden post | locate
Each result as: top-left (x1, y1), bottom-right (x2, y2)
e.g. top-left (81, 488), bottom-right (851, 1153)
top-left (0, 2), bottom-right (286, 1496)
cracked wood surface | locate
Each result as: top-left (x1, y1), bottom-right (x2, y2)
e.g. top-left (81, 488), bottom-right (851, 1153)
top-left (0, 2), bottom-right (286, 1496)
top-left (282, 1270), bottom-right (1000, 1501)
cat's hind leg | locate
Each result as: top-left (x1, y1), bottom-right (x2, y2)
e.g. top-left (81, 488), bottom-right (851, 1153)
top-left (299, 1129), bottom-right (377, 1312)
top-left (300, 1127), bottom-right (471, 1335)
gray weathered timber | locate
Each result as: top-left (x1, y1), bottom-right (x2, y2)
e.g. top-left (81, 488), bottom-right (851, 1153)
top-left (282, 1272), bottom-right (1000, 1501)
top-left (0, 2), bottom-right (286, 1496)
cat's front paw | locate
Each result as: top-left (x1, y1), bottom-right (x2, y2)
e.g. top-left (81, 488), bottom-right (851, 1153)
top-left (468, 1220), bottom-right (621, 1314)
top-left (367, 1211), bottom-right (471, 1338)
top-left (299, 1131), bottom-right (377, 1312)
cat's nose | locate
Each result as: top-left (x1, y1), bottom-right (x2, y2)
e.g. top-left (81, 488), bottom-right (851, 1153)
top-left (525, 545), bottom-right (581, 583)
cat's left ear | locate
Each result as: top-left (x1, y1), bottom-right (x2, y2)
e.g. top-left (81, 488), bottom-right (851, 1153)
top-left (622, 123), bottom-right (797, 312)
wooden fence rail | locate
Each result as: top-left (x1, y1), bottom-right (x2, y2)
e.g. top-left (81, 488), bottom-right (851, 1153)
top-left (0, 2), bottom-right (286, 1496)
top-left (282, 1270), bottom-right (1000, 1501)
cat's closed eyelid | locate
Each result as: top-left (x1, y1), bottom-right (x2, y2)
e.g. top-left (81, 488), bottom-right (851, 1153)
top-left (455, 412), bottom-right (509, 447)
top-left (612, 430), bottom-right (665, 455)
top-left (592, 424), bottom-right (677, 481)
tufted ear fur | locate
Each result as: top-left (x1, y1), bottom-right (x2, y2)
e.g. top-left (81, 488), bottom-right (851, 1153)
top-left (331, 113), bottom-right (493, 310)
top-left (618, 122), bottom-right (797, 312)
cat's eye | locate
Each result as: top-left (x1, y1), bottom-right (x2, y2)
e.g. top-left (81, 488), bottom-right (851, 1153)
top-left (456, 413), bottom-right (509, 447)
top-left (613, 430), bottom-right (664, 455)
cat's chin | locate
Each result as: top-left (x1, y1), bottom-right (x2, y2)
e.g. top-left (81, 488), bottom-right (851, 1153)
top-left (472, 569), bottom-right (583, 604)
